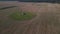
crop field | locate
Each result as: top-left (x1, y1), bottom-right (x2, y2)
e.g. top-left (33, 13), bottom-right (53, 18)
top-left (0, 2), bottom-right (60, 34)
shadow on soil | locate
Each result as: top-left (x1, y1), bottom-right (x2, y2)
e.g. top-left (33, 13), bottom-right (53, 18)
top-left (0, 6), bottom-right (17, 10)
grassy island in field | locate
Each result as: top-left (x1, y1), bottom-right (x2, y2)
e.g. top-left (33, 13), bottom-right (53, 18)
top-left (9, 11), bottom-right (36, 20)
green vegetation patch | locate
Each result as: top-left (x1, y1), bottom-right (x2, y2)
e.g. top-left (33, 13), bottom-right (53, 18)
top-left (9, 12), bottom-right (36, 20)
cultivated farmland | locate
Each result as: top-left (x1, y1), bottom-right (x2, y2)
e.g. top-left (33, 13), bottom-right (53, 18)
top-left (0, 1), bottom-right (60, 34)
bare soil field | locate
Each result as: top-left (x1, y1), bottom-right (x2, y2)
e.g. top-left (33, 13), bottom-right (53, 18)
top-left (0, 2), bottom-right (60, 34)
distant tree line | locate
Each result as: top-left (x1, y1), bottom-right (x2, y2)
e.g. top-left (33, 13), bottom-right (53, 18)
top-left (0, 0), bottom-right (60, 3)
top-left (18, 0), bottom-right (60, 3)
top-left (0, 0), bottom-right (17, 1)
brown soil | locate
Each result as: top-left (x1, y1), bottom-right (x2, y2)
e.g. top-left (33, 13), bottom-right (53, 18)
top-left (0, 2), bottom-right (60, 34)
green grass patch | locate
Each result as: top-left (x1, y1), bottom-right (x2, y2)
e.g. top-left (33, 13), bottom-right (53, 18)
top-left (9, 12), bottom-right (36, 20)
